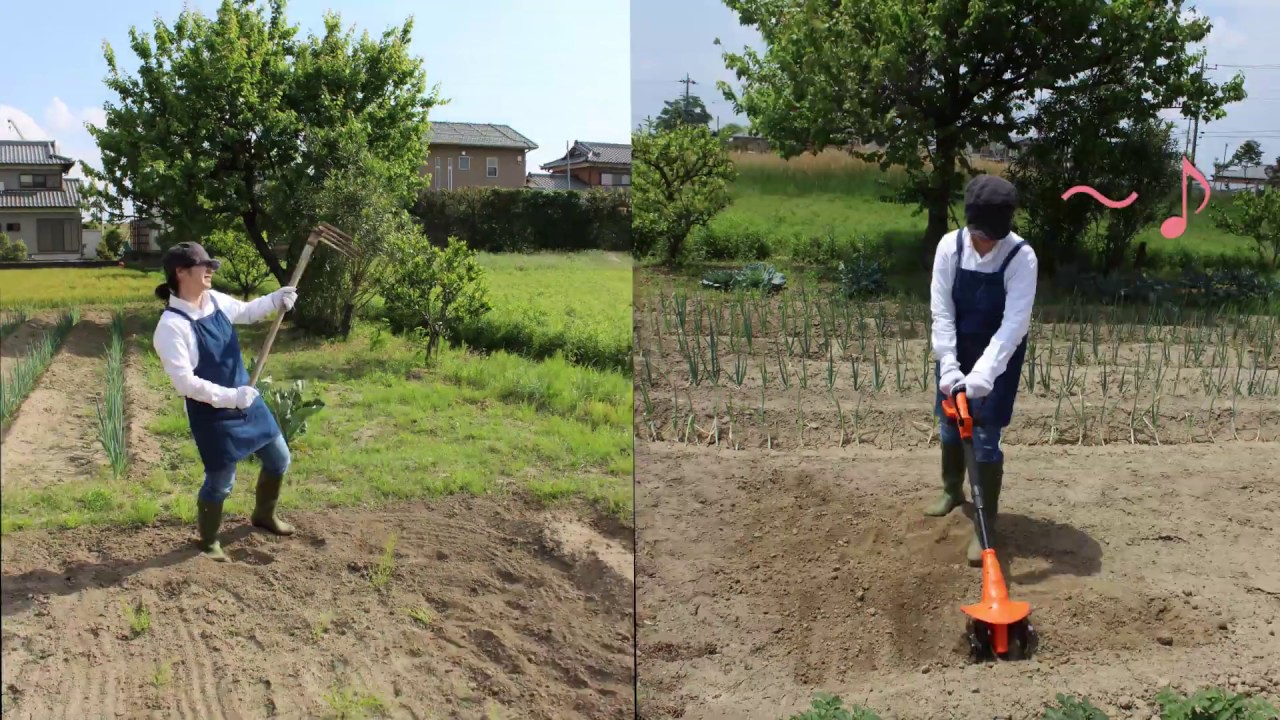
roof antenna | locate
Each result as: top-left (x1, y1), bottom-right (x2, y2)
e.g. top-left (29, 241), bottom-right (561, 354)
top-left (6, 118), bottom-right (25, 140)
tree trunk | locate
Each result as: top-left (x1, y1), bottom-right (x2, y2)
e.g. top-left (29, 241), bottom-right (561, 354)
top-left (921, 141), bottom-right (960, 268)
top-left (241, 211), bottom-right (286, 284)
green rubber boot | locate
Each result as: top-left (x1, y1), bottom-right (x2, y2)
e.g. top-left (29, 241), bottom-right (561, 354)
top-left (251, 470), bottom-right (294, 536)
top-left (196, 499), bottom-right (228, 561)
top-left (967, 461), bottom-right (1003, 566)
top-left (924, 442), bottom-right (967, 516)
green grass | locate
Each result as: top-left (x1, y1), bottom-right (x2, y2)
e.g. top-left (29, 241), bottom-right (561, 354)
top-left (702, 150), bottom-right (1260, 271)
top-left (0, 316), bottom-right (632, 535)
top-left (0, 267), bottom-right (163, 309)
top-left (2, 251), bottom-right (629, 373)
top-left (0, 265), bottom-right (272, 310)
top-left (458, 250), bottom-right (632, 372)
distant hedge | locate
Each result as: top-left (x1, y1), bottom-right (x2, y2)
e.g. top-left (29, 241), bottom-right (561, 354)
top-left (411, 187), bottom-right (631, 253)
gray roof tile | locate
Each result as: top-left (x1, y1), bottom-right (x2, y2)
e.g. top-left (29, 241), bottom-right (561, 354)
top-left (0, 178), bottom-right (83, 209)
top-left (0, 140), bottom-right (76, 167)
top-left (526, 173), bottom-right (590, 191)
top-left (541, 140), bottom-right (631, 169)
top-left (428, 122), bottom-right (538, 149)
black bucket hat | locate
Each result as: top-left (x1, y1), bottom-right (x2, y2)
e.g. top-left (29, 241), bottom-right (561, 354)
top-left (964, 174), bottom-right (1019, 240)
top-left (162, 242), bottom-right (222, 273)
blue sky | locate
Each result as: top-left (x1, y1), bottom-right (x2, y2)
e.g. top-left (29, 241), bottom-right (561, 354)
top-left (0, 0), bottom-right (630, 177)
top-left (632, 0), bottom-right (1280, 177)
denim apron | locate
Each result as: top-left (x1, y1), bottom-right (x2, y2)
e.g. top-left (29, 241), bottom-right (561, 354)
top-left (934, 228), bottom-right (1030, 428)
top-left (164, 296), bottom-right (281, 473)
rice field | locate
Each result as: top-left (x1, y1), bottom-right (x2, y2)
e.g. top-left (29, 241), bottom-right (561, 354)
top-left (0, 267), bottom-right (163, 309)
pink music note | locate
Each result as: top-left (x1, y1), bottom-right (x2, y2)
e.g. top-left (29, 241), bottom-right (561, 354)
top-left (1160, 156), bottom-right (1211, 240)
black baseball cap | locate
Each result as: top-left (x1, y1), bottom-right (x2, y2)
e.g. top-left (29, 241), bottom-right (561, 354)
top-left (964, 174), bottom-right (1019, 240)
top-left (162, 242), bottom-right (221, 273)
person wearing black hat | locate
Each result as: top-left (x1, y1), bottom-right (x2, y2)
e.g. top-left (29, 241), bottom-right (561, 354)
top-left (924, 174), bottom-right (1038, 566)
top-left (152, 241), bottom-right (300, 561)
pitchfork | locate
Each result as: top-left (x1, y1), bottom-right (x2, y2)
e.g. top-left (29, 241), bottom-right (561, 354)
top-left (249, 222), bottom-right (358, 386)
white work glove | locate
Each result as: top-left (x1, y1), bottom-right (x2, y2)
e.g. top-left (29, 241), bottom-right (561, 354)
top-left (939, 367), bottom-right (966, 396)
top-left (234, 385), bottom-right (260, 410)
top-left (273, 286), bottom-right (298, 312)
top-left (960, 373), bottom-right (994, 399)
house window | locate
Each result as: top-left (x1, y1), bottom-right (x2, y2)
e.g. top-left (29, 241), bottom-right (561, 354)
top-left (19, 174), bottom-right (48, 189)
top-left (486, 158), bottom-right (498, 178)
top-left (619, 174), bottom-right (631, 186)
top-left (4, 223), bottom-right (19, 232)
top-left (601, 173), bottom-right (613, 186)
top-left (458, 156), bottom-right (470, 171)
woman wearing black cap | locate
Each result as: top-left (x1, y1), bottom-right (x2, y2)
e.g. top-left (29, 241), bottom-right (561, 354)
top-left (152, 241), bottom-right (300, 561)
top-left (923, 174), bottom-right (1039, 567)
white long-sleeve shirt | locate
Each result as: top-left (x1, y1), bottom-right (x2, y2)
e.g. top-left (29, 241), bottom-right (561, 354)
top-left (930, 228), bottom-right (1038, 388)
top-left (153, 290), bottom-right (280, 408)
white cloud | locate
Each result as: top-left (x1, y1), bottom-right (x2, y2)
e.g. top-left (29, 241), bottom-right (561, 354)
top-left (45, 97), bottom-right (76, 132)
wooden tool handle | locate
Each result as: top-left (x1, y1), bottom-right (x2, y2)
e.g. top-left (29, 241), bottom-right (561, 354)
top-left (250, 241), bottom-right (316, 386)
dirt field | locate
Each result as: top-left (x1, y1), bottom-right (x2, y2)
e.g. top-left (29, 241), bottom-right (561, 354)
top-left (634, 281), bottom-right (1280, 719)
top-left (1, 311), bottom-right (60, 379)
top-left (1, 312), bottom-right (113, 488)
top-left (636, 443), bottom-right (1280, 719)
top-left (2, 496), bottom-right (635, 720)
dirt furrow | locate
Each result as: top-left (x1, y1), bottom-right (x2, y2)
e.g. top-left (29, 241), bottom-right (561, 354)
top-left (1, 313), bottom-right (112, 488)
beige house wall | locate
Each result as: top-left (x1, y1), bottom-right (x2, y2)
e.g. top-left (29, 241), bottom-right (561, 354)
top-left (422, 146), bottom-right (528, 190)
top-left (0, 210), bottom-right (83, 255)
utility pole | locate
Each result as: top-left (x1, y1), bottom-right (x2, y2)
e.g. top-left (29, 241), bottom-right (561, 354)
top-left (677, 73), bottom-right (698, 124)
top-left (1190, 56), bottom-right (1206, 165)
top-left (677, 73), bottom-right (697, 102)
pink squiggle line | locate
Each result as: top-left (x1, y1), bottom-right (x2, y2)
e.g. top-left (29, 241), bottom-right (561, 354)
top-left (1060, 186), bottom-right (1139, 209)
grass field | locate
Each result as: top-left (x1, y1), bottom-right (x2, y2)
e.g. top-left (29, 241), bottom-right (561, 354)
top-left (1, 250), bottom-right (632, 371)
top-left (455, 251), bottom-right (632, 372)
top-left (0, 318), bottom-right (630, 535)
top-left (699, 150), bottom-right (1260, 270)
top-left (0, 266), bottom-right (165, 309)
top-left (0, 251), bottom-right (632, 533)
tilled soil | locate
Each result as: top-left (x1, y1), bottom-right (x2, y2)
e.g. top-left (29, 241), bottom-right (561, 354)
top-left (635, 441), bottom-right (1280, 720)
top-left (2, 496), bottom-right (635, 719)
top-left (1, 313), bottom-right (113, 487)
top-left (1, 312), bottom-right (62, 378)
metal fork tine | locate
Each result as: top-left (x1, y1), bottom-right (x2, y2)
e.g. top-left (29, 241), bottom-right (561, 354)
top-left (313, 223), bottom-right (358, 257)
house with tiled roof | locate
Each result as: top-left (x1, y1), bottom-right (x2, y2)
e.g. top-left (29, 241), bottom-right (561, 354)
top-left (1213, 164), bottom-right (1275, 191)
top-left (423, 122), bottom-right (539, 190)
top-left (0, 140), bottom-right (84, 259)
top-left (535, 141), bottom-right (631, 192)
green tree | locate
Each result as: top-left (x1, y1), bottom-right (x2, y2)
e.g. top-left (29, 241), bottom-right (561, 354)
top-left (85, 0), bottom-right (438, 333)
top-left (98, 226), bottom-right (128, 262)
top-left (379, 234), bottom-right (490, 362)
top-left (204, 228), bottom-right (273, 299)
top-left (655, 94), bottom-right (713, 131)
top-left (294, 140), bottom-right (417, 337)
top-left (1230, 140), bottom-right (1265, 174)
top-left (0, 233), bottom-right (28, 262)
top-left (1008, 93), bottom-right (1181, 272)
top-left (716, 121), bottom-right (747, 141)
top-left (634, 123), bottom-right (737, 264)
top-left (716, 0), bottom-right (1246, 264)
top-left (1213, 185), bottom-right (1280, 271)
